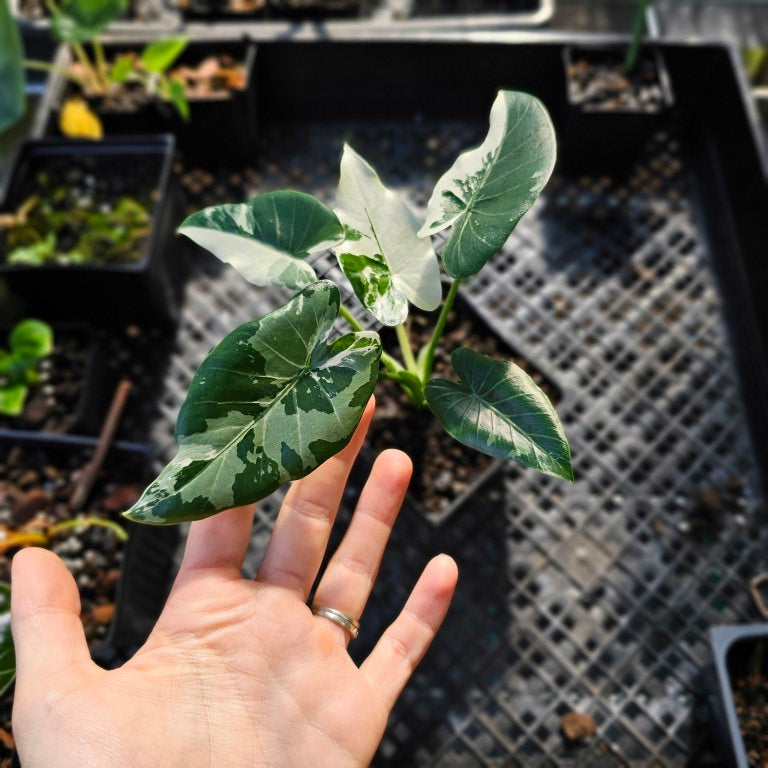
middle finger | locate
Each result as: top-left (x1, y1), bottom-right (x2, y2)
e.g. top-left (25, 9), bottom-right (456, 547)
top-left (256, 398), bottom-right (374, 599)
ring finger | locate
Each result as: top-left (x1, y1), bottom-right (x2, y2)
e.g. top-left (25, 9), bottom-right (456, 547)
top-left (311, 448), bottom-right (412, 646)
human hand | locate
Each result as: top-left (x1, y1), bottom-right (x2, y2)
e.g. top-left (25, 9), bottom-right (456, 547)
top-left (10, 400), bottom-right (458, 768)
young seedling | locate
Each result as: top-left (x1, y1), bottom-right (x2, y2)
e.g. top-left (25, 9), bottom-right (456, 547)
top-left (0, 0), bottom-right (189, 137)
top-left (125, 90), bottom-right (573, 525)
top-left (0, 319), bottom-right (53, 416)
top-left (0, 174), bottom-right (151, 266)
top-left (624, 0), bottom-right (652, 75)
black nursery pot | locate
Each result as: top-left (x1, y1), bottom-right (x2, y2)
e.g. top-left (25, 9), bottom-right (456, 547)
top-left (173, 0), bottom-right (266, 20)
top-left (560, 44), bottom-right (674, 176)
top-left (710, 624), bottom-right (768, 768)
top-left (0, 324), bottom-right (112, 437)
top-left (0, 135), bottom-right (181, 326)
top-left (45, 39), bottom-right (258, 167)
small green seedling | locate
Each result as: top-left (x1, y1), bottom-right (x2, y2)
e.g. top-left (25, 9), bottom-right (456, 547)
top-left (624, 0), bottom-right (652, 74)
top-left (0, 176), bottom-right (151, 266)
top-left (0, 0), bottom-right (189, 134)
top-left (125, 90), bottom-right (572, 526)
top-left (0, 319), bottom-right (53, 416)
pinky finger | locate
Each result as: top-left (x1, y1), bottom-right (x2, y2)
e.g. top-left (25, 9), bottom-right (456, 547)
top-left (360, 554), bottom-right (458, 712)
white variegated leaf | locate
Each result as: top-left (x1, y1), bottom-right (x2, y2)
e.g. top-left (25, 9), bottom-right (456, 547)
top-left (418, 91), bottom-right (556, 279)
top-left (124, 281), bottom-right (381, 524)
top-left (178, 191), bottom-right (345, 291)
top-left (334, 145), bottom-right (441, 325)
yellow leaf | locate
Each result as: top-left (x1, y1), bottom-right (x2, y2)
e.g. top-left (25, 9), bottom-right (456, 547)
top-left (59, 97), bottom-right (103, 140)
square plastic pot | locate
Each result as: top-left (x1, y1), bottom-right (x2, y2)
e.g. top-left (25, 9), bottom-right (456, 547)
top-left (39, 39), bottom-right (258, 167)
top-left (560, 43), bottom-right (675, 176)
top-left (0, 135), bottom-right (182, 326)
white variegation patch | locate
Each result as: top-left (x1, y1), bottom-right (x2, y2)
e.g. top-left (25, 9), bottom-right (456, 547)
top-left (334, 145), bottom-right (441, 324)
top-left (178, 191), bottom-right (345, 292)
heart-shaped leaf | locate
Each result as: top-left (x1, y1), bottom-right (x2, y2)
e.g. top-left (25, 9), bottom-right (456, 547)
top-left (51, 0), bottom-right (128, 43)
top-left (0, 0), bottom-right (24, 133)
top-left (419, 91), bottom-right (556, 279)
top-left (178, 191), bottom-right (344, 292)
top-left (424, 348), bottom-right (572, 481)
top-left (334, 145), bottom-right (441, 326)
top-left (125, 281), bottom-right (381, 524)
top-left (0, 582), bottom-right (15, 697)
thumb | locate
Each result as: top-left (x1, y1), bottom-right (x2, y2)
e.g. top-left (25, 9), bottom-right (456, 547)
top-left (11, 548), bottom-right (92, 682)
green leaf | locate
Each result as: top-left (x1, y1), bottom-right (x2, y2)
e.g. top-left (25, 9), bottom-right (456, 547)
top-left (141, 37), bottom-right (188, 74)
top-left (168, 78), bottom-right (189, 121)
top-left (0, 0), bottom-right (25, 133)
top-left (419, 91), bottom-right (556, 279)
top-left (178, 191), bottom-right (344, 292)
top-left (424, 348), bottom-right (572, 481)
top-left (109, 56), bottom-right (133, 84)
top-left (51, 0), bottom-right (128, 43)
top-left (0, 583), bottom-right (14, 697)
top-left (124, 281), bottom-right (381, 524)
top-left (0, 382), bottom-right (27, 415)
top-left (7, 232), bottom-right (57, 265)
top-left (334, 144), bottom-right (440, 326)
top-left (10, 318), bottom-right (53, 359)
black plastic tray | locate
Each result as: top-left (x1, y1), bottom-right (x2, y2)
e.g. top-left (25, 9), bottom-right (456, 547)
top-left (214, 38), bottom-right (768, 766)
top-left (15, 36), bottom-right (768, 766)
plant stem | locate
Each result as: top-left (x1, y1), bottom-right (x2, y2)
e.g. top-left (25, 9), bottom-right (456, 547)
top-left (337, 304), bottom-right (402, 372)
top-left (419, 278), bottom-right (461, 382)
top-left (624, 0), bottom-right (652, 74)
top-left (395, 323), bottom-right (418, 374)
top-left (72, 42), bottom-right (102, 94)
top-left (24, 59), bottom-right (88, 88)
top-left (49, 517), bottom-right (129, 542)
top-left (379, 368), bottom-right (426, 407)
top-left (338, 304), bottom-right (363, 331)
top-left (92, 39), bottom-right (110, 87)
top-left (0, 533), bottom-right (47, 554)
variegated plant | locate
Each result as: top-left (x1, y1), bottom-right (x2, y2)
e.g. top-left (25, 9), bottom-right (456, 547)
top-left (125, 90), bottom-right (572, 525)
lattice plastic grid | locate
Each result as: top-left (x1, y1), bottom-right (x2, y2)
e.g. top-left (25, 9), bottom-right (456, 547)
top-left (109, 117), bottom-right (768, 766)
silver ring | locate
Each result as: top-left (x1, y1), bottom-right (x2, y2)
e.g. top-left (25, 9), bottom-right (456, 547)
top-left (311, 605), bottom-right (360, 639)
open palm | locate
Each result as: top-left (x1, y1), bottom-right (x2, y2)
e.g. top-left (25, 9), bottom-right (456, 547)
top-left (11, 402), bottom-right (458, 768)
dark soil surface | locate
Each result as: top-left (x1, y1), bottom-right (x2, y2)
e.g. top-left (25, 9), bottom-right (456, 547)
top-left (0, 328), bottom-right (97, 433)
top-left (732, 638), bottom-right (768, 768)
top-left (366, 297), bottom-right (559, 521)
top-left (567, 49), bottom-right (668, 112)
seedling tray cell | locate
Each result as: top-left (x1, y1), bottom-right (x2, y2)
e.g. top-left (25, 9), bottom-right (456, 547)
top-left (73, 39), bottom-right (768, 766)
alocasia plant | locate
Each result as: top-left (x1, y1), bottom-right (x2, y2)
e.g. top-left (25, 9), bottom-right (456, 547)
top-left (125, 89), bottom-right (572, 525)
